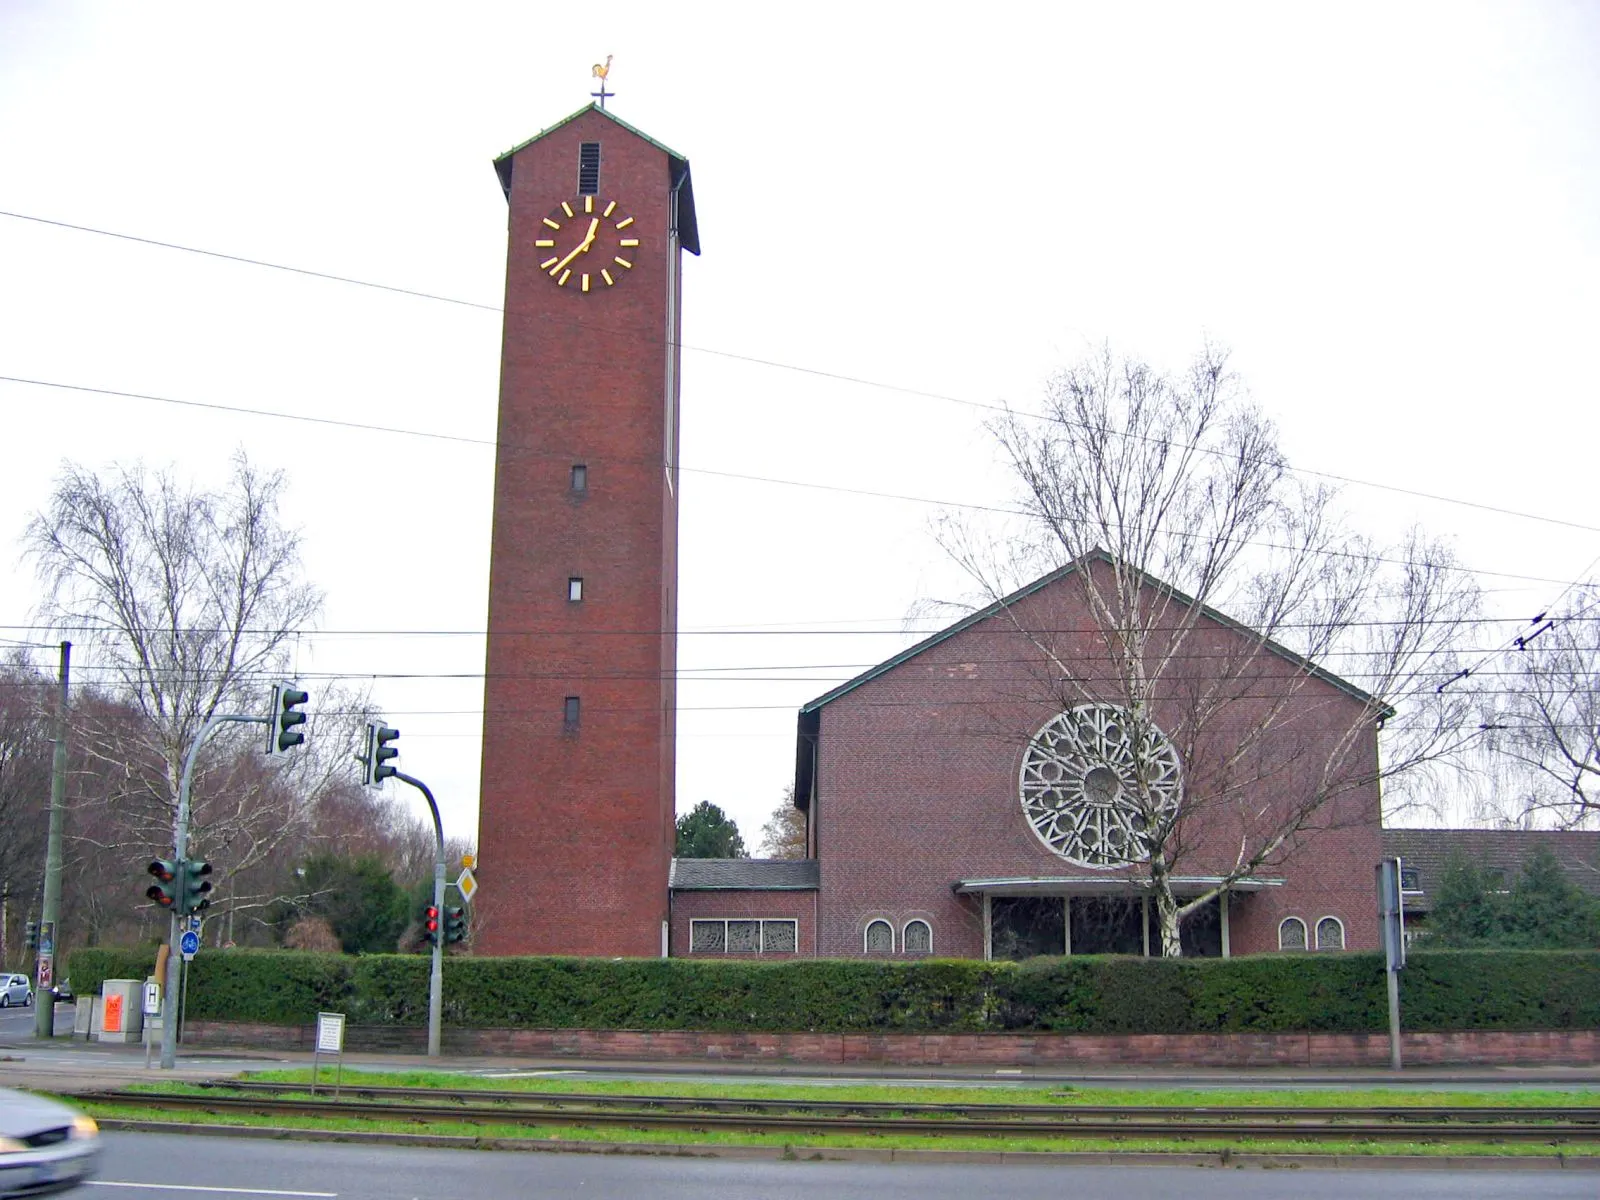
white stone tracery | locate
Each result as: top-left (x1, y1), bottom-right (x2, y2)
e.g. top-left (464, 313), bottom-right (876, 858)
top-left (1019, 704), bottom-right (1183, 868)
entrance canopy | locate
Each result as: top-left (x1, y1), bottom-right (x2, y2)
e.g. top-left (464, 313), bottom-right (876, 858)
top-left (954, 875), bottom-right (1283, 898)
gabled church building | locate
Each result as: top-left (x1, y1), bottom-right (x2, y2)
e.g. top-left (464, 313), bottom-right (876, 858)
top-left (670, 553), bottom-right (1385, 961)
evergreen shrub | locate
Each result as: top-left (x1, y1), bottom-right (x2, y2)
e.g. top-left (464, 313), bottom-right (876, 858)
top-left (62, 947), bottom-right (1600, 1034)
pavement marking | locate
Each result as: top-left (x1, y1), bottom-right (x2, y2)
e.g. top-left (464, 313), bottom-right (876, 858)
top-left (88, 1183), bottom-right (336, 1197)
top-left (479, 1069), bottom-right (582, 1078)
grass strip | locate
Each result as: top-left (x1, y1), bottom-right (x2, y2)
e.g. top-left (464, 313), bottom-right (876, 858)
top-left (71, 1097), bottom-right (1599, 1158)
top-left (163, 1069), bottom-right (1600, 1112)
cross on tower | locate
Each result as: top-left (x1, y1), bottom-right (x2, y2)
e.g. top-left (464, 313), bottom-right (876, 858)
top-left (590, 55), bottom-right (613, 109)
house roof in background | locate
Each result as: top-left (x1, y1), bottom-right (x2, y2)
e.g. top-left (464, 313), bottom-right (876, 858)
top-left (1381, 827), bottom-right (1600, 911)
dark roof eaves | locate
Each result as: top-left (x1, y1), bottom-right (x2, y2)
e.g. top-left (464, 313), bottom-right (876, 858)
top-left (800, 551), bottom-right (1387, 715)
top-left (495, 103), bottom-right (690, 170)
top-left (799, 562), bottom-right (1080, 713)
top-left (671, 883), bottom-right (818, 892)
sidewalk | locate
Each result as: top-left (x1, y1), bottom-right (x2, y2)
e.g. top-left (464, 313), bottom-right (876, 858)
top-left (7, 1027), bottom-right (1600, 1090)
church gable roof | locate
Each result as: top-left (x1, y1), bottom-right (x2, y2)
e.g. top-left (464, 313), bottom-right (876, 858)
top-left (493, 103), bottom-right (699, 255)
top-left (799, 550), bottom-right (1386, 715)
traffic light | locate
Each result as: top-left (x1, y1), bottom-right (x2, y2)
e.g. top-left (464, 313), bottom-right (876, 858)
top-left (443, 906), bottom-right (467, 945)
top-left (24, 921), bottom-right (39, 951)
top-left (267, 683), bottom-right (310, 756)
top-left (181, 859), bottom-right (214, 915)
top-left (422, 904), bottom-right (440, 946)
top-left (362, 722), bottom-right (400, 786)
top-left (146, 859), bottom-right (180, 910)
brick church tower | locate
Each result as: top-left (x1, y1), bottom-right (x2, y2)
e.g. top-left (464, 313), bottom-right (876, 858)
top-left (475, 104), bottom-right (699, 956)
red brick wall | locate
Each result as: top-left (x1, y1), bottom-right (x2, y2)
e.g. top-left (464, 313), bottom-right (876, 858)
top-left (476, 109), bottom-right (684, 957)
top-left (182, 1020), bottom-right (1600, 1068)
top-left (812, 567), bottom-right (1384, 959)
top-left (669, 890), bottom-right (816, 958)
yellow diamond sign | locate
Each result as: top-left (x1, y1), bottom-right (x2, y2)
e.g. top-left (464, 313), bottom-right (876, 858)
top-left (455, 867), bottom-right (479, 904)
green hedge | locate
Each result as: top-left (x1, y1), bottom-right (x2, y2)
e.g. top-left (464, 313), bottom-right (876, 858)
top-left (63, 947), bottom-right (1600, 1035)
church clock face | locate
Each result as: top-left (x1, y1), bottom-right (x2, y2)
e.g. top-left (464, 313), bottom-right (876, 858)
top-left (533, 195), bottom-right (641, 292)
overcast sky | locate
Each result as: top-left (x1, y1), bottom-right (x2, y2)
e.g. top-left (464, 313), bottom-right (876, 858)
top-left (2, 2), bottom-right (1596, 848)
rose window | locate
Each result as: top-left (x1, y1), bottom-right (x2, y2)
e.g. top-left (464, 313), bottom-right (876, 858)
top-left (1018, 704), bottom-right (1183, 867)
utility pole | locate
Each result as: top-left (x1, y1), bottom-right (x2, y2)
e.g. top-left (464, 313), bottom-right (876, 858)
top-left (35, 641), bottom-right (70, 1041)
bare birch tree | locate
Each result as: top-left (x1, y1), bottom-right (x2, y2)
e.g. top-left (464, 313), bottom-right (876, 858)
top-left (940, 346), bottom-right (1481, 956)
top-left (24, 452), bottom-right (326, 915)
top-left (1481, 586), bottom-right (1599, 828)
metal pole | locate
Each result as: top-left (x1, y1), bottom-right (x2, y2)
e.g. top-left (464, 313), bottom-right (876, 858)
top-left (160, 711), bottom-right (263, 1070)
top-left (1386, 966), bottom-right (1402, 1071)
top-left (394, 771), bottom-right (445, 1058)
top-left (35, 641), bottom-right (70, 1041)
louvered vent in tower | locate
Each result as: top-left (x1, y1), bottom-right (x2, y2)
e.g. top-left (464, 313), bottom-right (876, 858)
top-left (578, 143), bottom-right (601, 195)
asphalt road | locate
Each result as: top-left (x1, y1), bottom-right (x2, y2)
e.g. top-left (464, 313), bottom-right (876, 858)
top-left (86, 1132), bottom-right (1599, 1199)
top-left (0, 1000), bottom-right (68, 1040)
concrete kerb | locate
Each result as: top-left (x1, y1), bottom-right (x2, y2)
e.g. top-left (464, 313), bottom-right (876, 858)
top-left (12, 1032), bottom-right (1600, 1088)
top-left (18, 1036), bottom-right (1600, 1094)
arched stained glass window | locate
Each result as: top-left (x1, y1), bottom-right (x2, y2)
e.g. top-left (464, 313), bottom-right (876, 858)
top-left (864, 919), bottom-right (894, 954)
top-left (1278, 916), bottom-right (1307, 951)
top-left (1315, 916), bottom-right (1345, 951)
top-left (903, 920), bottom-right (932, 956)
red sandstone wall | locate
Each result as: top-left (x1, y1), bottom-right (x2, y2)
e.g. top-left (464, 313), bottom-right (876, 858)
top-left (182, 1020), bottom-right (1600, 1068)
top-left (476, 109), bottom-right (682, 957)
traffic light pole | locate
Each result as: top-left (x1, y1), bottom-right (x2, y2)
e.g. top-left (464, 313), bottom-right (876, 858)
top-left (160, 711), bottom-right (266, 1070)
top-left (393, 770), bottom-right (445, 1058)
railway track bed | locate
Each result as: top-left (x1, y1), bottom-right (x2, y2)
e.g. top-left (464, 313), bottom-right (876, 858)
top-left (71, 1081), bottom-right (1600, 1144)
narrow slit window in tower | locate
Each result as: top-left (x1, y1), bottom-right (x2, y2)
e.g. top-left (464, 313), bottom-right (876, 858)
top-left (570, 463), bottom-right (588, 493)
top-left (568, 577), bottom-right (584, 602)
top-left (563, 695), bottom-right (581, 732)
top-left (578, 143), bottom-right (601, 195)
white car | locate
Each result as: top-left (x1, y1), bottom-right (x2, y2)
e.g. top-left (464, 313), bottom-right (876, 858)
top-left (0, 1089), bottom-right (100, 1197)
top-left (0, 977), bottom-right (30, 1009)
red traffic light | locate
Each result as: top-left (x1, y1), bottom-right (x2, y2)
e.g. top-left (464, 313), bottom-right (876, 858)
top-left (424, 904), bottom-right (439, 932)
top-left (146, 858), bottom-right (180, 908)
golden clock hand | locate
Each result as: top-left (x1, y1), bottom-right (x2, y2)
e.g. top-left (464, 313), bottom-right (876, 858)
top-left (549, 219), bottom-right (601, 275)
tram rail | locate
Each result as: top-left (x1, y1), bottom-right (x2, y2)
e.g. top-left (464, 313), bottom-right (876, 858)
top-left (73, 1082), bottom-right (1600, 1144)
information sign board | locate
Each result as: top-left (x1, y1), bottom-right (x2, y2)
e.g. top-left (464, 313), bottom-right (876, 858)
top-left (316, 1011), bottom-right (346, 1054)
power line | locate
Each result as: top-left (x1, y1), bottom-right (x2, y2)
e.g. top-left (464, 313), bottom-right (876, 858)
top-left (5, 208), bottom-right (1600, 538)
top-left (0, 210), bottom-right (502, 313)
top-left (5, 606), bottom-right (1599, 641)
top-left (0, 376), bottom-right (1584, 587)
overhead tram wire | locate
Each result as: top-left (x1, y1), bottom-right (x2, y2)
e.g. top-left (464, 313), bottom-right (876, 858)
top-left (1, 655), bottom-right (1572, 689)
top-left (2, 373), bottom-right (1593, 588)
top-left (4, 208), bottom-right (1600, 540)
top-left (7, 606), bottom-right (1600, 640)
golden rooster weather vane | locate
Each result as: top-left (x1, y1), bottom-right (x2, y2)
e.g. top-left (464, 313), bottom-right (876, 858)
top-left (590, 55), bottom-right (613, 109)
